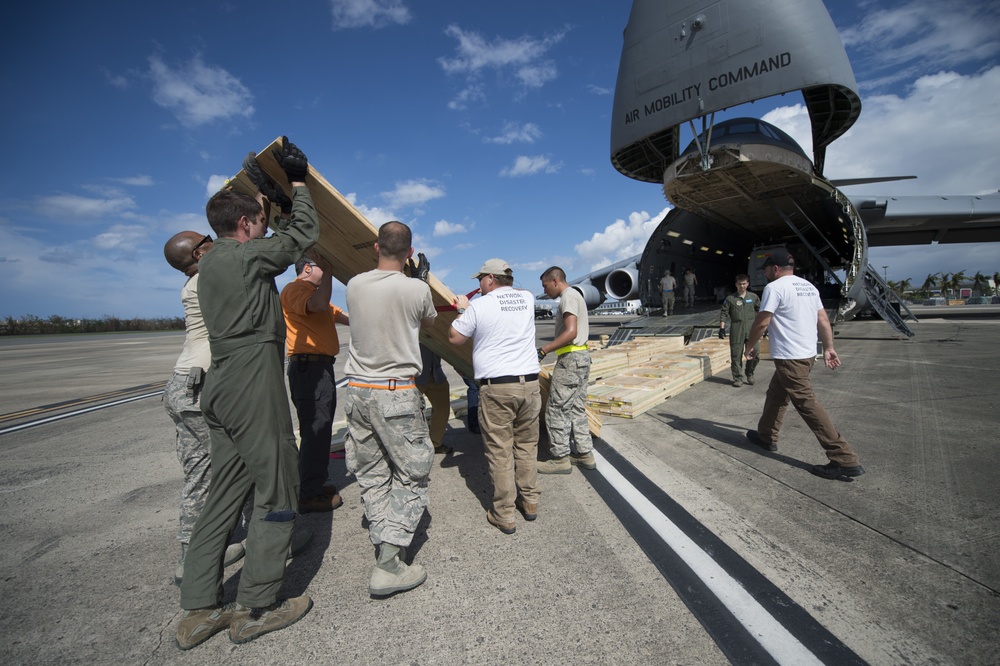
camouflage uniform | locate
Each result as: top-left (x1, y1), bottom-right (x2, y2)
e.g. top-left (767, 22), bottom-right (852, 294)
top-left (163, 371), bottom-right (210, 544)
top-left (344, 386), bottom-right (434, 546)
top-left (545, 351), bottom-right (593, 458)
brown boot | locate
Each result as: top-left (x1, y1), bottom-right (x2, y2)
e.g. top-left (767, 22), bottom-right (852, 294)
top-left (536, 456), bottom-right (571, 474)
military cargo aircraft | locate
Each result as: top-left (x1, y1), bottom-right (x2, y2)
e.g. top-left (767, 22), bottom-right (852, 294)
top-left (566, 0), bottom-right (1000, 337)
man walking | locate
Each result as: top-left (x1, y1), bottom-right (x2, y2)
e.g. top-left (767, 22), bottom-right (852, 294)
top-left (450, 259), bottom-right (541, 534)
top-left (281, 251), bottom-right (349, 513)
top-left (343, 222), bottom-right (436, 598)
top-left (176, 137), bottom-right (316, 649)
top-left (683, 268), bottom-right (698, 307)
top-left (536, 266), bottom-right (594, 474)
top-left (719, 274), bottom-right (761, 387)
top-left (743, 249), bottom-right (865, 481)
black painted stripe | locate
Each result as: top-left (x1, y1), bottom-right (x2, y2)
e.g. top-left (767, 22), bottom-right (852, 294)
top-left (588, 437), bottom-right (867, 665)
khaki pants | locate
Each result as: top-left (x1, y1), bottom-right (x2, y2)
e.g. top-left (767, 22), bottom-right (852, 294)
top-left (758, 358), bottom-right (859, 466)
top-left (480, 380), bottom-right (541, 522)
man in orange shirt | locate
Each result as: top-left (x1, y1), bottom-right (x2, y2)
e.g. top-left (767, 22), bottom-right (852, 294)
top-left (280, 251), bottom-right (350, 513)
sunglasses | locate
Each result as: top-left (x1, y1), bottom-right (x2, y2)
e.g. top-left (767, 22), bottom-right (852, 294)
top-left (193, 235), bottom-right (212, 252)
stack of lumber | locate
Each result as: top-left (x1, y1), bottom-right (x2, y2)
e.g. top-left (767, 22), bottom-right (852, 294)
top-left (585, 336), bottom-right (730, 418)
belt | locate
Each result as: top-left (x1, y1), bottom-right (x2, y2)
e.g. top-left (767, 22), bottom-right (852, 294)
top-left (290, 354), bottom-right (335, 363)
top-left (555, 344), bottom-right (588, 356)
top-left (482, 373), bottom-right (538, 385)
top-left (662, 290), bottom-right (673, 292)
top-left (347, 378), bottom-right (416, 390)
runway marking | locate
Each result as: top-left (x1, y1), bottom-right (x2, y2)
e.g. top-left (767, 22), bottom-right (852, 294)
top-left (0, 385), bottom-right (166, 436)
top-left (588, 440), bottom-right (866, 665)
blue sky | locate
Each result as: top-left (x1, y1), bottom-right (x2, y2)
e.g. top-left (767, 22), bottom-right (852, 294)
top-left (1, 0), bottom-right (998, 319)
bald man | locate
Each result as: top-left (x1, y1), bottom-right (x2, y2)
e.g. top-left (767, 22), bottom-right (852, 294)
top-left (162, 231), bottom-right (245, 586)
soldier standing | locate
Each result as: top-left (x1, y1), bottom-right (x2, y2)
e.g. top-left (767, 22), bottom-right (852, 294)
top-left (719, 274), bottom-right (761, 387)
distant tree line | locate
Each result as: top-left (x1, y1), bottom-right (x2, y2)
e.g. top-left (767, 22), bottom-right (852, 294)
top-left (888, 270), bottom-right (1000, 302)
top-left (1, 314), bottom-right (184, 336)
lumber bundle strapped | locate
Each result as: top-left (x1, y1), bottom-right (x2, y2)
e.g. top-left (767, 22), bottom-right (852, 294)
top-left (226, 137), bottom-right (472, 378)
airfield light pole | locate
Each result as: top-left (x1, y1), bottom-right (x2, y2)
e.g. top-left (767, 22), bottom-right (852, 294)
top-left (883, 265), bottom-right (889, 282)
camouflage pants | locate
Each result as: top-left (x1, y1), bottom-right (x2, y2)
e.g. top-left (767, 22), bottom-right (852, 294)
top-left (163, 371), bottom-right (210, 544)
top-left (545, 351), bottom-right (593, 459)
top-left (344, 385), bottom-right (433, 548)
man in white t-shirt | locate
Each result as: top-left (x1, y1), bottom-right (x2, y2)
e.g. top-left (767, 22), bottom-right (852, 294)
top-left (450, 259), bottom-right (541, 534)
top-left (743, 249), bottom-right (865, 481)
top-left (536, 266), bottom-right (594, 474)
top-left (344, 221), bottom-right (437, 597)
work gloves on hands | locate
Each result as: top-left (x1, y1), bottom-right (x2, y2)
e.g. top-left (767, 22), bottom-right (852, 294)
top-left (272, 136), bottom-right (309, 183)
top-left (718, 327), bottom-right (726, 339)
top-left (407, 253), bottom-right (430, 281)
top-left (537, 347), bottom-right (547, 361)
top-left (243, 151), bottom-right (293, 215)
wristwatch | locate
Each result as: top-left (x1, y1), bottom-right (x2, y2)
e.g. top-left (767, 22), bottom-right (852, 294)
top-left (456, 307), bottom-right (466, 314)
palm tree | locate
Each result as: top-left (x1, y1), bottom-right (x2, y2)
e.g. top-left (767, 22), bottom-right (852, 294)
top-left (951, 270), bottom-right (967, 298)
top-left (972, 272), bottom-right (988, 297)
top-left (939, 272), bottom-right (951, 298)
top-left (993, 272), bottom-right (1000, 297)
top-left (921, 273), bottom-right (938, 291)
top-left (897, 278), bottom-right (912, 300)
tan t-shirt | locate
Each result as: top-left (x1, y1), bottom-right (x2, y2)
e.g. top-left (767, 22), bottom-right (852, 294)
top-left (173, 273), bottom-right (211, 373)
top-left (344, 269), bottom-right (436, 379)
top-left (555, 287), bottom-right (589, 347)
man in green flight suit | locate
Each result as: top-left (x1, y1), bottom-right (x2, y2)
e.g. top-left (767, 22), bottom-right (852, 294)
top-left (719, 274), bottom-right (761, 387)
top-left (176, 137), bottom-right (318, 650)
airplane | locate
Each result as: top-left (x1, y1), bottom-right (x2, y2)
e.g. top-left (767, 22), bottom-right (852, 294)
top-left (564, 0), bottom-right (1000, 337)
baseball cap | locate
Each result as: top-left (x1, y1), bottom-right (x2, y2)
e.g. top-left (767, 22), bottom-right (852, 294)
top-left (471, 258), bottom-right (512, 279)
top-left (759, 249), bottom-right (795, 268)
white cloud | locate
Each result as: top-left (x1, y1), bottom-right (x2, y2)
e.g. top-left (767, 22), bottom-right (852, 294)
top-left (447, 84), bottom-right (486, 111)
top-left (206, 174), bottom-right (231, 197)
top-left (439, 24), bottom-right (567, 105)
top-left (840, 0), bottom-right (1000, 88)
top-left (574, 208), bottom-right (670, 271)
top-left (112, 175), bottom-right (154, 186)
top-left (91, 224), bottom-right (149, 255)
top-left (381, 179), bottom-right (446, 208)
top-left (586, 84), bottom-right (611, 95)
top-left (148, 54), bottom-right (254, 127)
top-left (499, 155), bottom-right (561, 177)
top-left (344, 193), bottom-right (398, 227)
top-left (329, 0), bottom-right (412, 30)
top-left (434, 220), bottom-right (467, 236)
top-left (763, 67), bottom-right (1000, 196)
top-left (484, 122), bottom-right (542, 145)
top-left (36, 194), bottom-right (137, 219)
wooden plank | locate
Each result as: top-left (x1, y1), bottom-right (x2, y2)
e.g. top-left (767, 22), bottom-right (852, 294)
top-left (228, 137), bottom-right (472, 378)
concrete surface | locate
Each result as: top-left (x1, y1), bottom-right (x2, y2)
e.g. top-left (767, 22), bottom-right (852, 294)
top-left (0, 315), bottom-right (997, 664)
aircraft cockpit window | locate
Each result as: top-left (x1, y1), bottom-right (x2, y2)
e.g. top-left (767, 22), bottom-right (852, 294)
top-left (728, 122), bottom-right (757, 136)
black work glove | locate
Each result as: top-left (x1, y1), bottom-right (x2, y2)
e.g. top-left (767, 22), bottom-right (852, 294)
top-left (537, 347), bottom-right (547, 361)
top-left (243, 151), bottom-right (293, 214)
top-left (718, 327), bottom-right (726, 339)
top-left (271, 136), bottom-right (309, 183)
top-left (407, 252), bottom-right (430, 281)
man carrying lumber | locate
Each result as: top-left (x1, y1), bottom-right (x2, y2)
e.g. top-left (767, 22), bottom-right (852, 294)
top-left (450, 259), bottom-right (541, 534)
top-left (744, 249), bottom-right (865, 481)
top-left (177, 137), bottom-right (315, 649)
top-left (536, 266), bottom-right (595, 474)
top-left (343, 221), bottom-right (436, 598)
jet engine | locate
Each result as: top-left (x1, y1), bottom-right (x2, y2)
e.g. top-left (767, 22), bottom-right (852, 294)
top-left (605, 264), bottom-right (640, 300)
top-left (570, 282), bottom-right (606, 310)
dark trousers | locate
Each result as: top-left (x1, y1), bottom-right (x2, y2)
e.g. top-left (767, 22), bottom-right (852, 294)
top-left (758, 358), bottom-right (859, 466)
top-left (181, 342), bottom-right (298, 609)
top-left (464, 376), bottom-right (480, 433)
top-left (287, 358), bottom-right (336, 501)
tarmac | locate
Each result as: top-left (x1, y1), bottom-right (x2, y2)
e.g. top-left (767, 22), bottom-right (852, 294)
top-left (0, 308), bottom-right (997, 665)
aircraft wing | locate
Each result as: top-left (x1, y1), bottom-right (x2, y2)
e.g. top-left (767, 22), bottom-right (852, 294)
top-left (851, 192), bottom-right (1000, 246)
